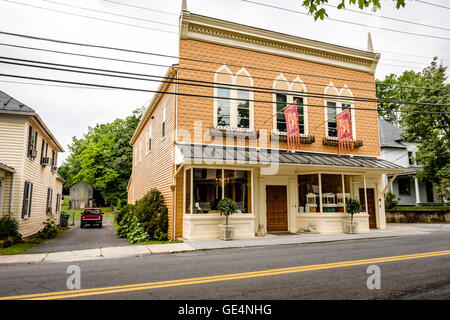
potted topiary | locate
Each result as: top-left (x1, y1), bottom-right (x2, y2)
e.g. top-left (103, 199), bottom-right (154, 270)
top-left (217, 198), bottom-right (238, 241)
top-left (343, 198), bottom-right (362, 234)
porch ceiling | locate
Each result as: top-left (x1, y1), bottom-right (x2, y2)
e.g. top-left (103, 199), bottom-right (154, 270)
top-left (176, 143), bottom-right (405, 172)
top-left (0, 163), bottom-right (15, 173)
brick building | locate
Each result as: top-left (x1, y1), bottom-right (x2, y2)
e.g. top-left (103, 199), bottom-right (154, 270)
top-left (128, 2), bottom-right (404, 240)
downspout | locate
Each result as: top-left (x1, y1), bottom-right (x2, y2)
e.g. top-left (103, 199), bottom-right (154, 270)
top-left (9, 172), bottom-right (15, 214)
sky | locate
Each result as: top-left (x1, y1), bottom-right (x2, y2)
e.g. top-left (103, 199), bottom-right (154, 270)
top-left (0, 0), bottom-right (449, 164)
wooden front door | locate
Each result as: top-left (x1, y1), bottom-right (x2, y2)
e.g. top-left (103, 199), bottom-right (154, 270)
top-left (360, 188), bottom-right (376, 229)
top-left (266, 185), bottom-right (288, 232)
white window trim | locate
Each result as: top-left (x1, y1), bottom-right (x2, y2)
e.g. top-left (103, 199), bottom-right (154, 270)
top-left (146, 124), bottom-right (152, 155)
top-left (161, 105), bottom-right (166, 140)
top-left (213, 66), bottom-right (254, 131)
top-left (324, 83), bottom-right (356, 140)
top-left (272, 74), bottom-right (308, 136)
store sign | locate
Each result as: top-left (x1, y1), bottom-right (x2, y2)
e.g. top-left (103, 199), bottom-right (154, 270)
top-left (284, 103), bottom-right (300, 152)
top-left (336, 108), bottom-right (354, 156)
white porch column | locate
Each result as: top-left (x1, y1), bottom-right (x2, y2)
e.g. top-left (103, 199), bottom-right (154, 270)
top-left (414, 177), bottom-right (421, 204)
top-left (288, 177), bottom-right (298, 233)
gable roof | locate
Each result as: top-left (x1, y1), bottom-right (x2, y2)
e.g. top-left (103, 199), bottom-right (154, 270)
top-left (0, 90), bottom-right (64, 152)
top-left (378, 117), bottom-right (406, 149)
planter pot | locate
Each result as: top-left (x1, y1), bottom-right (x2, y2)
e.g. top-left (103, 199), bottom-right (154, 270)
top-left (218, 224), bottom-right (236, 241)
top-left (343, 221), bottom-right (358, 234)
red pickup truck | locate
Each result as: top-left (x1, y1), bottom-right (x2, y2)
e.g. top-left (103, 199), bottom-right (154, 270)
top-left (80, 208), bottom-right (103, 228)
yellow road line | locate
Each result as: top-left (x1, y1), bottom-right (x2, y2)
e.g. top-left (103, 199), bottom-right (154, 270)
top-left (1, 249), bottom-right (449, 300)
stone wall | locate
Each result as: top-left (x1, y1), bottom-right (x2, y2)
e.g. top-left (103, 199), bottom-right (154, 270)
top-left (386, 210), bottom-right (450, 223)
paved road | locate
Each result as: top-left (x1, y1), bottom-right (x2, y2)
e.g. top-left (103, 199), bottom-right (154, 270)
top-left (1, 227), bottom-right (450, 300)
top-left (26, 218), bottom-right (129, 253)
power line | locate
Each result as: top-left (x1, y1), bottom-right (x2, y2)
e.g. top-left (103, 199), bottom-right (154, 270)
top-left (1, 0), bottom-right (179, 34)
top-left (1, 72), bottom-right (448, 115)
top-left (0, 79), bottom-right (116, 90)
top-left (416, 0), bottom-right (450, 10)
top-left (103, 0), bottom-right (178, 16)
top-left (0, 59), bottom-right (448, 110)
top-left (241, 0), bottom-right (450, 41)
top-left (323, 2), bottom-right (450, 31)
top-left (1, 33), bottom-right (449, 93)
top-left (41, 0), bottom-right (178, 28)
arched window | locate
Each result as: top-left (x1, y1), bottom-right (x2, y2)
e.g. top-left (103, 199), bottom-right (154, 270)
top-left (339, 85), bottom-right (356, 139)
top-left (214, 66), bottom-right (254, 129)
top-left (324, 83), bottom-right (356, 139)
top-left (273, 74), bottom-right (308, 135)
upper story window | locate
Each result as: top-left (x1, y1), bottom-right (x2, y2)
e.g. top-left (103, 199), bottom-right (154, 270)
top-left (51, 150), bottom-right (57, 171)
top-left (273, 74), bottom-right (308, 135)
top-left (214, 65), bottom-right (254, 130)
top-left (324, 83), bottom-right (355, 139)
top-left (27, 126), bottom-right (38, 158)
top-left (408, 151), bottom-right (415, 165)
top-left (161, 105), bottom-right (166, 139)
top-left (147, 124), bottom-right (152, 153)
top-left (40, 139), bottom-right (50, 166)
top-left (139, 139), bottom-right (142, 162)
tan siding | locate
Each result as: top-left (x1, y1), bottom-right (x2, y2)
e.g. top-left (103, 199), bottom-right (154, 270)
top-left (128, 83), bottom-right (176, 239)
top-left (1, 171), bottom-right (13, 214)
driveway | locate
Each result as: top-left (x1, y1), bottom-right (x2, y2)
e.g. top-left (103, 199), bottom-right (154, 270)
top-left (27, 218), bottom-right (129, 253)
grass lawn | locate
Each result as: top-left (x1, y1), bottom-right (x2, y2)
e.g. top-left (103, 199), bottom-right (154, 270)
top-left (0, 227), bottom-right (68, 255)
top-left (388, 205), bottom-right (450, 211)
top-left (61, 195), bottom-right (116, 223)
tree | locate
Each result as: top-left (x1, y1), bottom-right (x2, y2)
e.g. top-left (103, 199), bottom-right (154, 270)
top-left (301, 0), bottom-right (406, 20)
top-left (58, 107), bottom-right (144, 205)
top-left (377, 58), bottom-right (450, 200)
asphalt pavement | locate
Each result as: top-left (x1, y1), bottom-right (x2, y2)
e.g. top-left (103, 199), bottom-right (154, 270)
top-left (26, 218), bottom-right (129, 253)
top-left (1, 227), bottom-right (450, 300)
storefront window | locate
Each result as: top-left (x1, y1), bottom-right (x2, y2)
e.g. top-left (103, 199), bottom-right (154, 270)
top-left (185, 169), bottom-right (191, 214)
top-left (298, 174), bottom-right (320, 213)
top-left (193, 169), bottom-right (222, 213)
top-left (224, 170), bottom-right (252, 213)
top-left (344, 175), bottom-right (366, 212)
top-left (321, 174), bottom-right (343, 213)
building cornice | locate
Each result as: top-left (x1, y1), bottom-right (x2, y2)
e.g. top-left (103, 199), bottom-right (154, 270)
top-left (180, 12), bottom-right (380, 74)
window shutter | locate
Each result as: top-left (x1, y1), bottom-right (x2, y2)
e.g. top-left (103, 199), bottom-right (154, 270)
top-left (22, 181), bottom-right (29, 218)
top-left (27, 126), bottom-right (32, 155)
top-left (28, 183), bottom-right (33, 217)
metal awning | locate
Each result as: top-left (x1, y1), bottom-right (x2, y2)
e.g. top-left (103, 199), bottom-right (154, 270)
top-left (176, 143), bottom-right (405, 171)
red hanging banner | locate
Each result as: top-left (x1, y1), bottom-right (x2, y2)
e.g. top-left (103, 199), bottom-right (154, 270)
top-left (336, 108), bottom-right (354, 157)
top-left (284, 103), bottom-right (300, 152)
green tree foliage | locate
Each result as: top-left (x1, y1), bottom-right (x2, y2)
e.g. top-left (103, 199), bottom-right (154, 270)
top-left (385, 191), bottom-right (400, 210)
top-left (58, 108), bottom-right (144, 205)
top-left (301, 0), bottom-right (406, 20)
top-left (377, 58), bottom-right (450, 200)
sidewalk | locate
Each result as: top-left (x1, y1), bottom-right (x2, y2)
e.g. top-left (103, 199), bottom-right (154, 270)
top-left (0, 224), bottom-right (447, 266)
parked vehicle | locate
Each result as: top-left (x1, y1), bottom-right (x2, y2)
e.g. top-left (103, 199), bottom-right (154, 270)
top-left (80, 208), bottom-right (103, 228)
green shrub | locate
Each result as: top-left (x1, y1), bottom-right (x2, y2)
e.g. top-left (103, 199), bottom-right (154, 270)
top-left (38, 215), bottom-right (58, 239)
top-left (385, 191), bottom-right (400, 210)
top-left (116, 204), bottom-right (133, 225)
top-left (116, 212), bottom-right (148, 243)
top-left (0, 214), bottom-right (21, 241)
top-left (134, 189), bottom-right (169, 240)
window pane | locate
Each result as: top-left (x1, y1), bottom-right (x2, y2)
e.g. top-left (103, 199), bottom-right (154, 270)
top-left (276, 93), bottom-right (287, 132)
top-left (237, 90), bottom-right (250, 129)
top-left (327, 102), bottom-right (337, 137)
top-left (298, 174), bottom-right (320, 213)
top-left (344, 175), bottom-right (365, 212)
top-left (224, 170), bottom-right (252, 213)
top-left (293, 97), bottom-right (304, 134)
top-left (217, 87), bottom-right (230, 126)
top-left (321, 174), bottom-right (343, 213)
top-left (193, 169), bottom-right (222, 213)
top-left (185, 169), bottom-right (191, 214)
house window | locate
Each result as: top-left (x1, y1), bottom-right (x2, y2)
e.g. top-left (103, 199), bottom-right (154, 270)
top-left (224, 170), bottom-right (252, 213)
top-left (398, 178), bottom-right (411, 195)
top-left (161, 106), bottom-right (166, 139)
top-left (298, 174), bottom-right (321, 213)
top-left (22, 181), bottom-right (33, 218)
top-left (40, 139), bottom-right (49, 165)
top-left (51, 150), bottom-right (57, 171)
top-left (139, 139), bottom-right (142, 162)
top-left (27, 126), bottom-right (38, 158)
top-left (46, 188), bottom-right (53, 214)
top-left (275, 94), bottom-right (305, 134)
top-left (192, 169), bottom-right (222, 213)
top-left (217, 87), bottom-right (231, 127)
top-left (237, 90), bottom-right (250, 129)
top-left (56, 194), bottom-right (61, 213)
top-left (326, 101), bottom-right (338, 138)
top-left (148, 124), bottom-right (152, 153)
top-left (185, 169), bottom-right (191, 214)
top-left (408, 151), bottom-right (414, 165)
